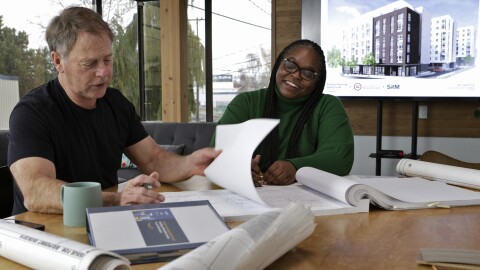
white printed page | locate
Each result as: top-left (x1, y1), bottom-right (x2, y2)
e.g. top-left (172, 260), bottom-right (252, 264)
top-left (242, 203), bottom-right (316, 270)
top-left (159, 202), bottom-right (315, 270)
top-left (257, 184), bottom-right (358, 212)
top-left (353, 177), bottom-right (480, 204)
top-left (163, 189), bottom-right (272, 222)
top-left (205, 119), bottom-right (279, 205)
top-left (164, 184), bottom-right (367, 221)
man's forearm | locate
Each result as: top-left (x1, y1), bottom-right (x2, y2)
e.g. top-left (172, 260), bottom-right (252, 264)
top-left (24, 179), bottom-right (65, 214)
top-left (149, 151), bottom-right (192, 183)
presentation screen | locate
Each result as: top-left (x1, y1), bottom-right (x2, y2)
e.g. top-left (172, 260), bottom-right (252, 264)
top-left (302, 0), bottom-right (480, 99)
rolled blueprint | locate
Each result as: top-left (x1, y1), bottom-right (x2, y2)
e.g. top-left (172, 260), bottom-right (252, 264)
top-left (396, 158), bottom-right (480, 190)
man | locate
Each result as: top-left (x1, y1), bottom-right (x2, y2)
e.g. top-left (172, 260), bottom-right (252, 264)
top-left (7, 6), bottom-right (220, 215)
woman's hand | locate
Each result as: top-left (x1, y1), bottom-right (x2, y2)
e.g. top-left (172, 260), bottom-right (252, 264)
top-left (251, 155), bottom-right (264, 186)
top-left (264, 161), bottom-right (297, 185)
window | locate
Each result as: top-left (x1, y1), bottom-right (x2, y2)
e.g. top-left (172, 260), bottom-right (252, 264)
top-left (390, 16), bottom-right (394, 33)
top-left (382, 18), bottom-right (386, 35)
top-left (189, 0), bottom-right (271, 122)
top-left (0, 0), bottom-right (140, 120)
top-left (0, 0), bottom-right (89, 129)
top-left (140, 2), bottom-right (161, 121)
top-left (0, 0), bottom-right (272, 124)
top-left (397, 13), bottom-right (403, 32)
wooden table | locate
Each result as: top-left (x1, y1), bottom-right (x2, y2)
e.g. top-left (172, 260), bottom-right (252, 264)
top-left (2, 177), bottom-right (480, 270)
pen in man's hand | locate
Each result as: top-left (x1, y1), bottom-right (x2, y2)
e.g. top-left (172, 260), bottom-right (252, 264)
top-left (142, 183), bottom-right (153, 190)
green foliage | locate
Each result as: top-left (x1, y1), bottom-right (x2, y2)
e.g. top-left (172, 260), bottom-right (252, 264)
top-left (110, 13), bottom-right (140, 113)
top-left (1, 3), bottom-right (207, 122)
top-left (362, 52), bottom-right (376, 66)
top-left (326, 47), bottom-right (342, 68)
top-left (0, 16), bottom-right (56, 97)
top-left (143, 3), bottom-right (162, 121)
top-left (464, 54), bottom-right (474, 65)
top-left (110, 3), bottom-right (206, 121)
top-left (346, 56), bottom-right (358, 68)
top-left (188, 21), bottom-right (205, 118)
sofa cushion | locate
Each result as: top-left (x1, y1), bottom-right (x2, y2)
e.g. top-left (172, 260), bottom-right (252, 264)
top-left (0, 166), bottom-right (14, 218)
top-left (159, 144), bottom-right (186, 155)
top-left (0, 130), bottom-right (9, 167)
top-left (117, 122), bottom-right (216, 182)
top-left (142, 122), bottom-right (217, 154)
top-left (121, 153), bottom-right (137, 169)
top-left (120, 144), bottom-right (185, 169)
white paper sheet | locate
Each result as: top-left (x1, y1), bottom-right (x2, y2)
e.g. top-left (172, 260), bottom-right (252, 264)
top-left (159, 202), bottom-right (315, 270)
top-left (204, 119), bottom-right (280, 205)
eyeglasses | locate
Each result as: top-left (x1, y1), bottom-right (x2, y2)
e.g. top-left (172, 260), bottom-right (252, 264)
top-left (282, 59), bottom-right (319, 81)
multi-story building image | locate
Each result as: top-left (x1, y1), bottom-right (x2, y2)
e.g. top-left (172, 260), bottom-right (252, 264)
top-left (430, 15), bottom-right (457, 70)
top-left (341, 0), bottom-right (433, 77)
top-left (456, 26), bottom-right (476, 66)
top-left (373, 7), bottom-right (422, 76)
top-left (338, 0), bottom-right (478, 78)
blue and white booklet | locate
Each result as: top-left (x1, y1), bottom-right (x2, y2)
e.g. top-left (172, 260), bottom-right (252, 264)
top-left (86, 200), bottom-right (230, 264)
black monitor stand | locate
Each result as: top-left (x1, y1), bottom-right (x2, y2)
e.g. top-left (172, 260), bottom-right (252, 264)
top-left (369, 100), bottom-right (419, 176)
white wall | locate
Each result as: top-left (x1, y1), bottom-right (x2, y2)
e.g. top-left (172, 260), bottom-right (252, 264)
top-left (0, 75), bottom-right (20, 129)
top-left (352, 136), bottom-right (480, 176)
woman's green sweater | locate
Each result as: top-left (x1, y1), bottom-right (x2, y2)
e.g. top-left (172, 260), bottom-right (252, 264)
top-left (214, 88), bottom-right (354, 176)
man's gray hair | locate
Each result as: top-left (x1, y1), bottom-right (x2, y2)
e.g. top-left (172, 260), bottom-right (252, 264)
top-left (46, 6), bottom-right (114, 57)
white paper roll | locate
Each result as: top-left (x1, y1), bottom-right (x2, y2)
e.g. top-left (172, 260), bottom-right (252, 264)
top-left (396, 158), bottom-right (480, 190)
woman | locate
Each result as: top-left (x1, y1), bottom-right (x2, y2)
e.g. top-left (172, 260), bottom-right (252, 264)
top-left (215, 39), bottom-right (354, 185)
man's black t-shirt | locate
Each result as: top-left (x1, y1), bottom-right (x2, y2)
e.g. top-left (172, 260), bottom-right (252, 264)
top-left (8, 78), bottom-right (148, 214)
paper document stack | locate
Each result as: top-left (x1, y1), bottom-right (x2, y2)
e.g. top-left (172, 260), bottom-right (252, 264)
top-left (417, 248), bottom-right (480, 270)
top-left (159, 202), bottom-right (315, 270)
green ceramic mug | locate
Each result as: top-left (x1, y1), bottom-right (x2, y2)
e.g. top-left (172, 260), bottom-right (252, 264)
top-left (61, 182), bottom-right (102, 227)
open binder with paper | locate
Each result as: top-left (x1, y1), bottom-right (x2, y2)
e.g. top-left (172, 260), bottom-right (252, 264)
top-left (297, 166), bottom-right (480, 210)
top-left (167, 119), bottom-right (480, 220)
top-left (164, 119), bottom-right (369, 221)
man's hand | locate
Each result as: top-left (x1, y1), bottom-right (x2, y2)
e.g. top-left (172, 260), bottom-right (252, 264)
top-left (120, 172), bottom-right (165, 205)
top-left (264, 161), bottom-right (297, 185)
top-left (187, 148), bottom-right (222, 176)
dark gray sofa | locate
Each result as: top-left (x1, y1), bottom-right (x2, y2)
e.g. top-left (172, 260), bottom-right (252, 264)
top-left (0, 130), bottom-right (13, 218)
top-left (118, 122), bottom-right (217, 180)
top-left (0, 130), bottom-right (8, 168)
top-left (0, 121), bottom-right (217, 182)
